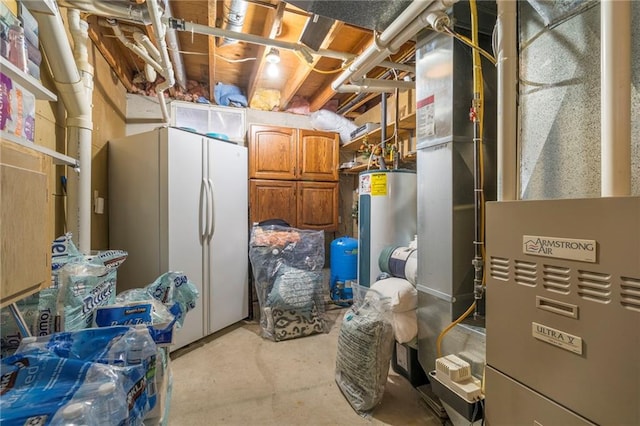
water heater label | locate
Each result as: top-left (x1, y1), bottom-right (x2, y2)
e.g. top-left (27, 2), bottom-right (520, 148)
top-left (370, 173), bottom-right (387, 196)
top-left (532, 322), bottom-right (583, 355)
top-left (523, 235), bottom-right (596, 263)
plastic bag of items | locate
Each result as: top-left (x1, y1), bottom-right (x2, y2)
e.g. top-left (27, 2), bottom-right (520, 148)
top-left (370, 277), bottom-right (418, 344)
top-left (309, 109), bottom-right (358, 145)
top-left (335, 284), bottom-right (394, 415)
top-left (248, 224), bottom-right (327, 341)
top-left (0, 235), bottom-right (127, 357)
top-left (93, 271), bottom-right (200, 347)
top-left (1, 326), bottom-right (157, 425)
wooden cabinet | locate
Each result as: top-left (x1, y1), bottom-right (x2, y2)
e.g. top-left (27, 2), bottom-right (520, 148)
top-left (249, 125), bottom-right (339, 182)
top-left (297, 181), bottom-right (338, 230)
top-left (1, 140), bottom-right (51, 307)
top-left (249, 125), bottom-right (340, 231)
top-left (249, 125), bottom-right (297, 180)
top-left (249, 180), bottom-right (297, 227)
top-left (297, 129), bottom-right (339, 181)
top-left (249, 180), bottom-right (338, 231)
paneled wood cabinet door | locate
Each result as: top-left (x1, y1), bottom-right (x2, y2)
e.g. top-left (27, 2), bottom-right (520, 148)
top-left (1, 141), bottom-right (51, 307)
top-left (297, 181), bottom-right (338, 231)
top-left (249, 179), bottom-right (297, 226)
top-left (298, 129), bottom-right (339, 181)
top-left (249, 125), bottom-right (296, 180)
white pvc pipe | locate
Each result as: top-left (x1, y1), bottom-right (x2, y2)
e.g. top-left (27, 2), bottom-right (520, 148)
top-left (133, 31), bottom-right (161, 63)
top-left (378, 0), bottom-right (437, 45)
top-left (147, 0), bottom-right (175, 123)
top-left (57, 0), bottom-right (150, 24)
top-left (332, 0), bottom-right (456, 91)
top-left (35, 9), bottom-right (93, 253)
top-left (162, 0), bottom-right (187, 89)
top-left (601, 0), bottom-right (631, 197)
top-left (316, 48), bottom-right (415, 73)
top-left (111, 23), bottom-right (165, 74)
top-left (496, 0), bottom-right (518, 201)
top-left (171, 19), bottom-right (413, 74)
top-left (336, 79), bottom-right (415, 93)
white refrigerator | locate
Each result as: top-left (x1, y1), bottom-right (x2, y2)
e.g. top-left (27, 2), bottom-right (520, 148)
top-left (109, 127), bottom-right (248, 350)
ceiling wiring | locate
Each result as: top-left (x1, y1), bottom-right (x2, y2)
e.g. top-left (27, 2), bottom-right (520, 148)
top-left (442, 25), bottom-right (497, 65)
top-left (293, 50), bottom-right (351, 74)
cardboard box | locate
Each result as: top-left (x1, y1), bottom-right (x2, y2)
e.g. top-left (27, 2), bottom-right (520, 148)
top-left (0, 72), bottom-right (36, 141)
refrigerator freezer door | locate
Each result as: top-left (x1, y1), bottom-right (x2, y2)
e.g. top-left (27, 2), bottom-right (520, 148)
top-left (166, 128), bottom-right (206, 349)
top-left (208, 139), bottom-right (249, 333)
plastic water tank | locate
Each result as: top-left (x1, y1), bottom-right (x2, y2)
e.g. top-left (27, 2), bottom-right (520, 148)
top-left (330, 237), bottom-right (358, 301)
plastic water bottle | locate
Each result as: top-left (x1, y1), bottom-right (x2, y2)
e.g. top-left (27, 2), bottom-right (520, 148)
top-left (51, 402), bottom-right (95, 426)
top-left (125, 326), bottom-right (155, 365)
top-left (92, 382), bottom-right (128, 426)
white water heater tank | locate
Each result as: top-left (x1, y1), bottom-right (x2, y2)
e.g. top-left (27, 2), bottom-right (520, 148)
top-left (358, 170), bottom-right (417, 287)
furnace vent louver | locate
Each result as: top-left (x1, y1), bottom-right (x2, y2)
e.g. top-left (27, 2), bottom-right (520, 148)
top-left (620, 276), bottom-right (640, 312)
top-left (542, 264), bottom-right (571, 294)
top-left (514, 260), bottom-right (537, 287)
top-left (577, 270), bottom-right (611, 303)
top-left (490, 256), bottom-right (509, 281)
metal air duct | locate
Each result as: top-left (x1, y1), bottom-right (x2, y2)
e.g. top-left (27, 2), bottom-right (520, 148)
top-left (218, 0), bottom-right (249, 46)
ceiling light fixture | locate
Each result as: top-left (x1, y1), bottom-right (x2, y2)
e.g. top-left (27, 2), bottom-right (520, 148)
top-left (265, 48), bottom-right (280, 64)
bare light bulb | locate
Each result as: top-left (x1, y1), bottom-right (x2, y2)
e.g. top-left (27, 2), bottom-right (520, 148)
top-left (267, 62), bottom-right (279, 78)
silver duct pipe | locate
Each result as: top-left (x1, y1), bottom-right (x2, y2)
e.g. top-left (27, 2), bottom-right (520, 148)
top-left (35, 9), bottom-right (93, 253)
top-left (56, 0), bottom-right (150, 24)
top-left (496, 0), bottom-right (518, 201)
top-left (218, 0), bottom-right (249, 46)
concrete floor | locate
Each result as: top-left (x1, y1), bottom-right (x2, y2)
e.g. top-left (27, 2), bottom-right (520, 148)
top-left (168, 305), bottom-right (443, 425)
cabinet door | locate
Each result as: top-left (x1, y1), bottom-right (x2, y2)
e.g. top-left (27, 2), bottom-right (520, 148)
top-left (1, 141), bottom-right (51, 307)
top-left (298, 129), bottom-right (339, 181)
top-left (249, 179), bottom-right (297, 227)
top-left (297, 181), bottom-right (338, 231)
top-left (249, 125), bottom-right (296, 180)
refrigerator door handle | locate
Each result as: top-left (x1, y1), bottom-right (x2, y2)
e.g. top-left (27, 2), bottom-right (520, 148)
top-left (208, 177), bottom-right (216, 240)
top-left (203, 178), bottom-right (213, 239)
top-left (199, 179), bottom-right (207, 240)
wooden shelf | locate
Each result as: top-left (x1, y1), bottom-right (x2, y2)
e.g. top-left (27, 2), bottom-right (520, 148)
top-left (1, 131), bottom-right (78, 168)
top-left (341, 112), bottom-right (416, 153)
top-left (1, 57), bottom-right (57, 101)
top-left (339, 152), bottom-right (416, 174)
top-left (339, 163), bottom-right (369, 174)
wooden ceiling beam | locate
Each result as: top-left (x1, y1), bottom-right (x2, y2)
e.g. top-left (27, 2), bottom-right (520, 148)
top-left (207, 0), bottom-right (217, 101)
top-left (308, 32), bottom-right (373, 112)
top-left (246, 1), bottom-right (286, 105)
top-left (278, 21), bottom-right (344, 110)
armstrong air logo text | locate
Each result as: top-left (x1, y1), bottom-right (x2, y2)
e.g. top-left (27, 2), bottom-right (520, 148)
top-left (523, 235), bottom-right (596, 263)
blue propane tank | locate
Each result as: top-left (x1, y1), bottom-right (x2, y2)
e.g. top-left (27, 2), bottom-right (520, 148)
top-left (330, 237), bottom-right (358, 302)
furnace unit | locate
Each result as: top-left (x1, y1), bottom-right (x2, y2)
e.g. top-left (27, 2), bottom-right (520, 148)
top-left (485, 197), bottom-right (640, 425)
